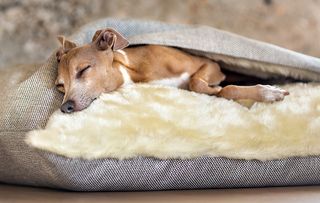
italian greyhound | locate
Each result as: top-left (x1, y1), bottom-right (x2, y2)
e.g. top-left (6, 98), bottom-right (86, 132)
top-left (55, 28), bottom-right (289, 113)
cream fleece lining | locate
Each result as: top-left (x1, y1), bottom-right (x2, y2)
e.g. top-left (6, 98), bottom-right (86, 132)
top-left (26, 83), bottom-right (320, 161)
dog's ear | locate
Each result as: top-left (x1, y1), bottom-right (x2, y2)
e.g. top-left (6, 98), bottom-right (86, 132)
top-left (91, 29), bottom-right (103, 42)
top-left (93, 28), bottom-right (129, 51)
top-left (56, 36), bottom-right (77, 63)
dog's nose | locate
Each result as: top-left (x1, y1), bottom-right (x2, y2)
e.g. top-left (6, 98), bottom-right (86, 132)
top-left (61, 100), bottom-right (75, 113)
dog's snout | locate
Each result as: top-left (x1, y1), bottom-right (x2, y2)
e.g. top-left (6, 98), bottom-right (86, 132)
top-left (61, 100), bottom-right (75, 113)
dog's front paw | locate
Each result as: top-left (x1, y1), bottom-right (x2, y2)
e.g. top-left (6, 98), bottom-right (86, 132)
top-left (258, 85), bottom-right (289, 102)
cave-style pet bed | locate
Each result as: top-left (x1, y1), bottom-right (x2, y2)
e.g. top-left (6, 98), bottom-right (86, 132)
top-left (1, 18), bottom-right (320, 191)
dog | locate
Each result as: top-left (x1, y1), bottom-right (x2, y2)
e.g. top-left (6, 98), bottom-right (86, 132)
top-left (55, 28), bottom-right (289, 113)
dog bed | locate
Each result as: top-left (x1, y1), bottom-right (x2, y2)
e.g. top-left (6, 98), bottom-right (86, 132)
top-left (1, 18), bottom-right (320, 191)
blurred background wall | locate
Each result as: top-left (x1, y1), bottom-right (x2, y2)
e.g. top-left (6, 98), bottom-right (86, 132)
top-left (0, 0), bottom-right (320, 68)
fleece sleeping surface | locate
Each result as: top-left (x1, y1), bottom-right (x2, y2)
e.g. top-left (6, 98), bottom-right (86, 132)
top-left (1, 18), bottom-right (320, 191)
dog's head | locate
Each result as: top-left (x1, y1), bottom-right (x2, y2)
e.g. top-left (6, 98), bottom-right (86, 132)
top-left (55, 28), bottom-right (129, 113)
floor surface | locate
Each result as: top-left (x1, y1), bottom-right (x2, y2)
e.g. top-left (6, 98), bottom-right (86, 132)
top-left (1, 184), bottom-right (320, 203)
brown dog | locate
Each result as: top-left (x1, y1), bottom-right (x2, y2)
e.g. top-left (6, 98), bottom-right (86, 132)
top-left (55, 28), bottom-right (289, 113)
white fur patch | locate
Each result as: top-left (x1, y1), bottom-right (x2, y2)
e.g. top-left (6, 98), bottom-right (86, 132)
top-left (149, 72), bottom-right (190, 88)
top-left (260, 85), bottom-right (286, 102)
top-left (26, 83), bottom-right (320, 161)
top-left (116, 50), bottom-right (129, 64)
top-left (119, 65), bottom-right (133, 86)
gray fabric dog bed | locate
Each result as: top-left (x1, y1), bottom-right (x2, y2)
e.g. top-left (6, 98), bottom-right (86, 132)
top-left (1, 18), bottom-right (320, 191)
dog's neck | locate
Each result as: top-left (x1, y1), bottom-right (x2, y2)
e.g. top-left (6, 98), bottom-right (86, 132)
top-left (114, 50), bottom-right (130, 67)
top-left (112, 49), bottom-right (135, 87)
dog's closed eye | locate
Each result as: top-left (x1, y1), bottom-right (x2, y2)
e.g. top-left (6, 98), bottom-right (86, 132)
top-left (76, 65), bottom-right (91, 79)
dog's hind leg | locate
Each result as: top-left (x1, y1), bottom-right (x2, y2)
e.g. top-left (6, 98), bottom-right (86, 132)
top-left (189, 62), bottom-right (289, 102)
top-left (217, 84), bottom-right (289, 102)
top-left (188, 62), bottom-right (226, 95)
